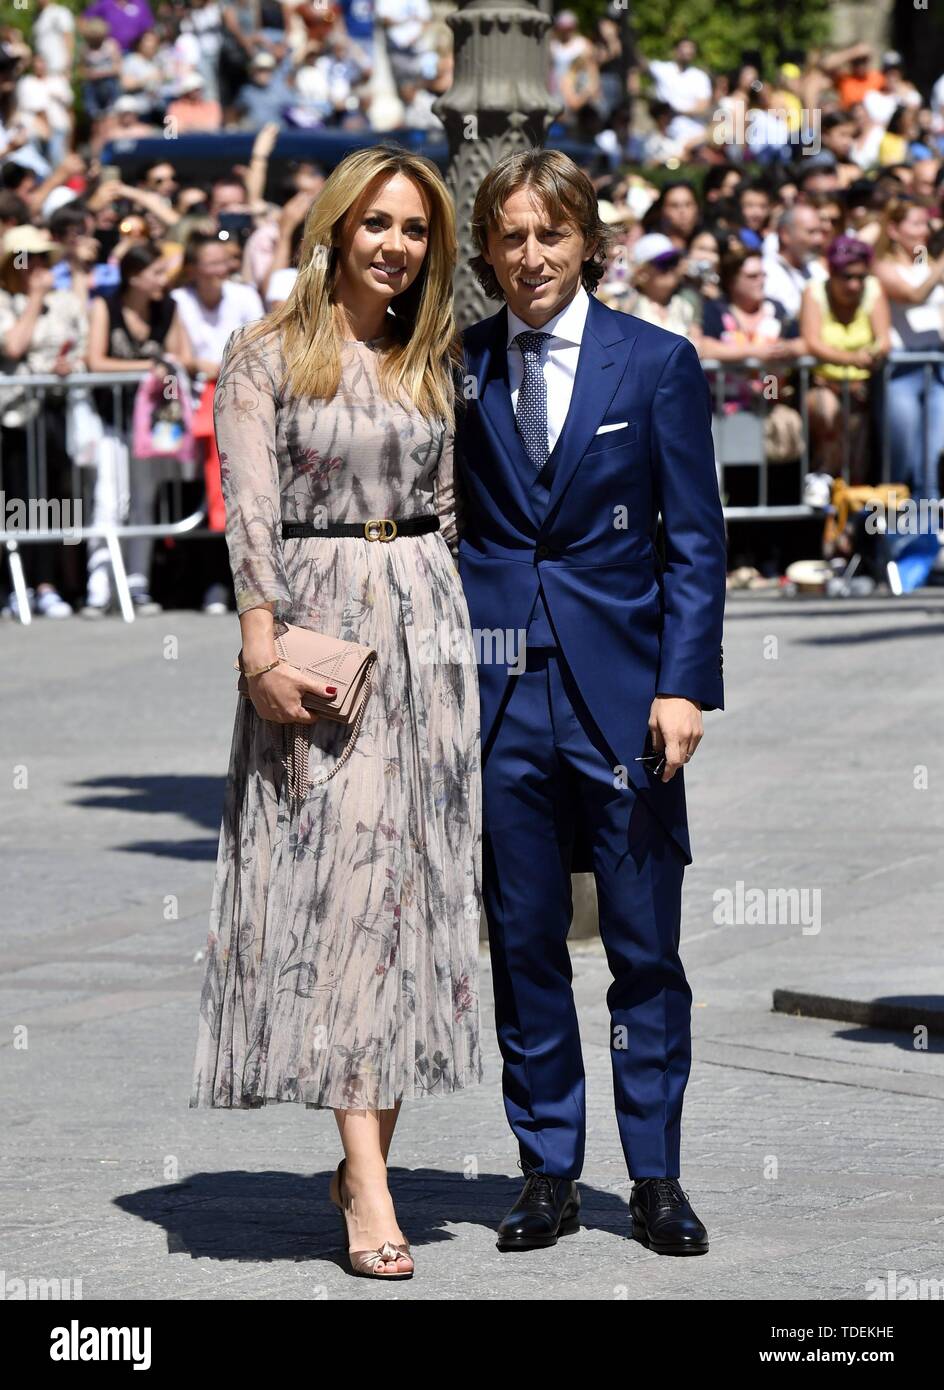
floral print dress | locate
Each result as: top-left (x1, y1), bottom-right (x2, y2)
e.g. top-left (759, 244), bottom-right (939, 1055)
top-left (189, 322), bottom-right (482, 1111)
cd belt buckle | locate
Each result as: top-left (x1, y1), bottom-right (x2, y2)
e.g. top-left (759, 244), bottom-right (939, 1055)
top-left (364, 518), bottom-right (398, 541)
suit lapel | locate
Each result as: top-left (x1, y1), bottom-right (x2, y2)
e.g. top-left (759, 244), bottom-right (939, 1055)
top-left (474, 306), bottom-right (543, 528)
top-left (536, 295), bottom-right (638, 522)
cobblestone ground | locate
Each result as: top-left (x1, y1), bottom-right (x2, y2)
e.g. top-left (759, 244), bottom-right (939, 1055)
top-left (2, 592), bottom-right (942, 1300)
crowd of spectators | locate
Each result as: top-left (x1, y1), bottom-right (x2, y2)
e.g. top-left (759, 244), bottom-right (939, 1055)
top-left (595, 171), bottom-right (944, 511)
top-left (1, 1), bottom-right (943, 617)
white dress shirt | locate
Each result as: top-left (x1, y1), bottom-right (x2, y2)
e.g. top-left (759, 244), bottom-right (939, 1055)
top-left (170, 281), bottom-right (265, 364)
top-left (506, 283), bottom-right (590, 456)
top-left (762, 251), bottom-right (826, 322)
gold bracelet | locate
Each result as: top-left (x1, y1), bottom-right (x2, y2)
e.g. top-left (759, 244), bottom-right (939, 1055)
top-left (242, 657), bottom-right (282, 679)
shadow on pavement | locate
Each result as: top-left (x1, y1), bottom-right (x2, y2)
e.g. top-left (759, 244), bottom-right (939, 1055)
top-left (68, 773), bottom-right (225, 860)
top-left (115, 1167), bottom-right (634, 1266)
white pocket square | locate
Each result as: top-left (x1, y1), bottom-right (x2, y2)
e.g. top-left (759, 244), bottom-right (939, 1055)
top-left (595, 420), bottom-right (629, 434)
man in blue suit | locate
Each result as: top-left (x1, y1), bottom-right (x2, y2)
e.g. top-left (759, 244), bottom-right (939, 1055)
top-left (455, 150), bottom-right (726, 1256)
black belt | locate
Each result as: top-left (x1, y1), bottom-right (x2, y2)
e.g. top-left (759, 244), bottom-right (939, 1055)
top-left (282, 515), bottom-right (440, 541)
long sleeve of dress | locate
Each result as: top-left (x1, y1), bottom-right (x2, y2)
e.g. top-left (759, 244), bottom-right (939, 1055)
top-left (214, 325), bottom-right (293, 618)
top-left (433, 422), bottom-right (464, 561)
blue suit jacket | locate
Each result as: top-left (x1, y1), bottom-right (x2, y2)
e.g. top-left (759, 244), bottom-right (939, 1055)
top-left (455, 292), bottom-right (727, 866)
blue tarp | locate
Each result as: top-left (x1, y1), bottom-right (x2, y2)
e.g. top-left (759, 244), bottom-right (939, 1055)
top-left (101, 127), bottom-right (599, 181)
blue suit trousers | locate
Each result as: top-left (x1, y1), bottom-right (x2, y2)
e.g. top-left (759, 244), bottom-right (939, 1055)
top-left (481, 643), bottom-right (692, 1180)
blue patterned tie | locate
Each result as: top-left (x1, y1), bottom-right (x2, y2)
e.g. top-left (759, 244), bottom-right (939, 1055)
top-left (513, 330), bottom-right (551, 471)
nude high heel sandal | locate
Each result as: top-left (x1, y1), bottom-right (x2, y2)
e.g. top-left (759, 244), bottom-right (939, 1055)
top-left (330, 1159), bottom-right (414, 1279)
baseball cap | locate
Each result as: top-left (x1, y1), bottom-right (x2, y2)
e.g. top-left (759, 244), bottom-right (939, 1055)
top-left (632, 232), bottom-right (681, 267)
top-left (42, 186), bottom-right (78, 219)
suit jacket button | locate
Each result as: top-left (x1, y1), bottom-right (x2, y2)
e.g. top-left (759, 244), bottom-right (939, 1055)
top-left (536, 544), bottom-right (549, 559)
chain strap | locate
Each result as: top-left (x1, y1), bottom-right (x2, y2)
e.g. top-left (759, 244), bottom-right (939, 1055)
top-left (284, 658), bottom-right (376, 805)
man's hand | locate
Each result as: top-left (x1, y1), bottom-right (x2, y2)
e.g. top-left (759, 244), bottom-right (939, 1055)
top-left (648, 695), bottom-right (703, 782)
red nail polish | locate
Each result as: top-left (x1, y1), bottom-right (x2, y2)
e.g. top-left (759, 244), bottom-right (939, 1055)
top-left (325, 686), bottom-right (337, 696)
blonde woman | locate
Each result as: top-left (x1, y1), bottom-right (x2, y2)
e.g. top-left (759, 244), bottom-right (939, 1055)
top-left (189, 145), bottom-right (482, 1280)
top-left (873, 197), bottom-right (944, 501)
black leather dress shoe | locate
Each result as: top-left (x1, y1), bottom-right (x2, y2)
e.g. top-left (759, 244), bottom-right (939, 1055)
top-left (496, 1164), bottom-right (581, 1250)
top-left (629, 1178), bottom-right (709, 1255)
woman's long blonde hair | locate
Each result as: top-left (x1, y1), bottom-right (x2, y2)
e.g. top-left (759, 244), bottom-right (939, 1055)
top-left (237, 143), bottom-right (462, 427)
top-left (874, 196), bottom-right (927, 262)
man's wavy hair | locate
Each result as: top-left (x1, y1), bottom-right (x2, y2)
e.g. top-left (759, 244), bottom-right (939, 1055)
top-left (469, 149), bottom-right (614, 301)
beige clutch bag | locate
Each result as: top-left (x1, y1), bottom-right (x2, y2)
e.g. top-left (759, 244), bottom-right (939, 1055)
top-left (235, 619), bottom-right (377, 799)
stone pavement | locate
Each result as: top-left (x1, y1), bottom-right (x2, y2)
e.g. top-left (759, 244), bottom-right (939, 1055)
top-left (1, 591), bottom-right (943, 1301)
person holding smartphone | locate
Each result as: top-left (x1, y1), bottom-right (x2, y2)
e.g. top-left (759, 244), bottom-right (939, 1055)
top-left (0, 223), bottom-right (86, 619)
top-left (84, 241), bottom-right (194, 616)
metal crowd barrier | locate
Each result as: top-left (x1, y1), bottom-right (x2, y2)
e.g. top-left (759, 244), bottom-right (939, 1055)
top-left (701, 350), bottom-right (944, 521)
top-left (2, 354), bottom-right (942, 624)
top-left (0, 371), bottom-right (206, 624)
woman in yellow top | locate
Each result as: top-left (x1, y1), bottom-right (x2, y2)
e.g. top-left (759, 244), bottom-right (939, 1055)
top-left (801, 235), bottom-right (890, 483)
